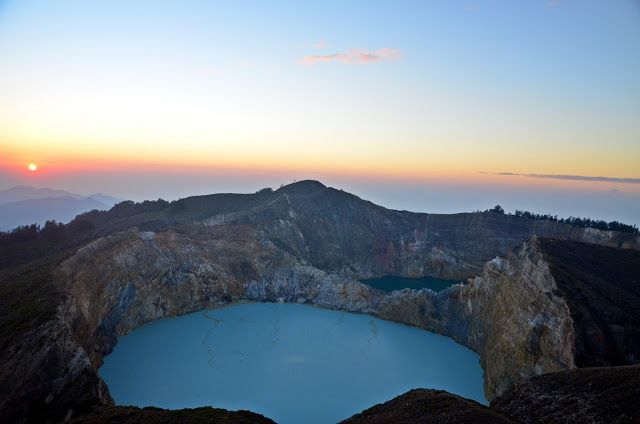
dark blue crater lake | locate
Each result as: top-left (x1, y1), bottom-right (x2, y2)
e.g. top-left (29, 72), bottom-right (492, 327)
top-left (100, 303), bottom-right (484, 424)
top-left (361, 275), bottom-right (461, 292)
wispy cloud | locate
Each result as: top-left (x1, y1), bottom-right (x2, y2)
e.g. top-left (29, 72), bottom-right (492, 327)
top-left (493, 172), bottom-right (640, 184)
top-left (300, 48), bottom-right (402, 65)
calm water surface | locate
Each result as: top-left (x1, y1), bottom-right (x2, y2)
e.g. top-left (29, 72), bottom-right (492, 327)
top-left (361, 276), bottom-right (460, 292)
top-left (100, 303), bottom-right (484, 424)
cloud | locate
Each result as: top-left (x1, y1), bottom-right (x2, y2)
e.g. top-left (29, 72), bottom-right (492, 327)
top-left (300, 48), bottom-right (402, 65)
top-left (493, 172), bottom-right (640, 184)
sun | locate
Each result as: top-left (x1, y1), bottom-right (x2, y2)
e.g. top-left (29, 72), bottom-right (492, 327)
top-left (28, 163), bottom-right (38, 172)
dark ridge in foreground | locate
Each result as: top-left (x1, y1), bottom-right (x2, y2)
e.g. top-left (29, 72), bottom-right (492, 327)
top-left (341, 389), bottom-right (515, 424)
top-left (342, 366), bottom-right (640, 424)
top-left (538, 238), bottom-right (640, 366)
top-left (70, 406), bottom-right (276, 424)
top-left (492, 365), bottom-right (640, 424)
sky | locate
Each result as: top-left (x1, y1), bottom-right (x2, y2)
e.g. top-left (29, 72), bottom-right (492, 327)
top-left (0, 0), bottom-right (639, 224)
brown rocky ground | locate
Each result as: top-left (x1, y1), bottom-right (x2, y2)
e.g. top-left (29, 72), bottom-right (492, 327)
top-left (341, 389), bottom-right (515, 424)
top-left (342, 365), bottom-right (640, 424)
top-left (70, 406), bottom-right (275, 424)
top-left (492, 365), bottom-right (640, 424)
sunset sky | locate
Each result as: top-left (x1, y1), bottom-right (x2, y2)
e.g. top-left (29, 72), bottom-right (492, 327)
top-left (0, 1), bottom-right (639, 223)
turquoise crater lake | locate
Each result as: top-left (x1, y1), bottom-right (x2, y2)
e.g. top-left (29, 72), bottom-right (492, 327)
top-left (100, 303), bottom-right (485, 424)
top-left (360, 275), bottom-right (461, 292)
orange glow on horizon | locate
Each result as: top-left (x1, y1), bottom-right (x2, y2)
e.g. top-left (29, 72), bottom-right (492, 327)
top-left (2, 140), bottom-right (638, 182)
top-left (2, 135), bottom-right (639, 196)
top-left (1, 150), bottom-right (638, 197)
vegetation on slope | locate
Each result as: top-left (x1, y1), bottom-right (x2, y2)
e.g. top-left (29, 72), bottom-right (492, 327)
top-left (0, 257), bottom-right (62, 352)
top-left (486, 204), bottom-right (638, 234)
top-left (342, 389), bottom-right (514, 424)
top-left (538, 237), bottom-right (640, 367)
top-left (71, 406), bottom-right (276, 424)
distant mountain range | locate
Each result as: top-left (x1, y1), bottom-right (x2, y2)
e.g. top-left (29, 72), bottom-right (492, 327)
top-left (0, 186), bottom-right (121, 231)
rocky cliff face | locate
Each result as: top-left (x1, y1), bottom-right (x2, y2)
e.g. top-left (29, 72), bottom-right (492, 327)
top-left (449, 238), bottom-right (577, 398)
top-left (55, 180), bottom-right (639, 282)
top-left (370, 236), bottom-right (578, 399)
top-left (411, 237), bottom-right (640, 399)
top-left (191, 182), bottom-right (639, 281)
top-left (1, 180), bottom-right (639, 422)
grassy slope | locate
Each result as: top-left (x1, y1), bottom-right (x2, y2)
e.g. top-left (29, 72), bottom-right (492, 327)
top-left (0, 256), bottom-right (62, 352)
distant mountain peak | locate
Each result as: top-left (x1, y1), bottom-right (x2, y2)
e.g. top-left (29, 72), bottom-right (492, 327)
top-left (0, 185), bottom-right (82, 204)
top-left (87, 193), bottom-right (122, 206)
top-left (0, 186), bottom-right (121, 231)
top-left (277, 180), bottom-right (326, 195)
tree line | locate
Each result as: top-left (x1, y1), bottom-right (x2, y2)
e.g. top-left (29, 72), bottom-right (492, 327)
top-left (485, 205), bottom-right (638, 234)
top-left (0, 198), bottom-right (172, 268)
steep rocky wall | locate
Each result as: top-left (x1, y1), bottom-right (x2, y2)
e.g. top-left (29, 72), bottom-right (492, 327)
top-left (2, 218), bottom-right (638, 421)
top-left (89, 181), bottom-right (638, 283)
top-left (0, 298), bottom-right (110, 423)
top-left (371, 236), bottom-right (577, 398)
top-left (454, 239), bottom-right (577, 397)
top-left (2, 230), bottom-right (561, 415)
top-left (226, 185), bottom-right (640, 281)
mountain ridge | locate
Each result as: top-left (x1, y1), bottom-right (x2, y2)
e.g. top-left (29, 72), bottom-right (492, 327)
top-left (0, 185), bottom-right (83, 203)
top-left (0, 186), bottom-right (121, 231)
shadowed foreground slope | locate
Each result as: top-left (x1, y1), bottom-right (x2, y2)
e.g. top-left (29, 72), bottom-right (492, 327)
top-left (341, 389), bottom-right (514, 424)
top-left (538, 238), bottom-right (640, 367)
top-left (342, 366), bottom-right (640, 424)
top-left (70, 406), bottom-right (276, 424)
top-left (492, 365), bottom-right (640, 424)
